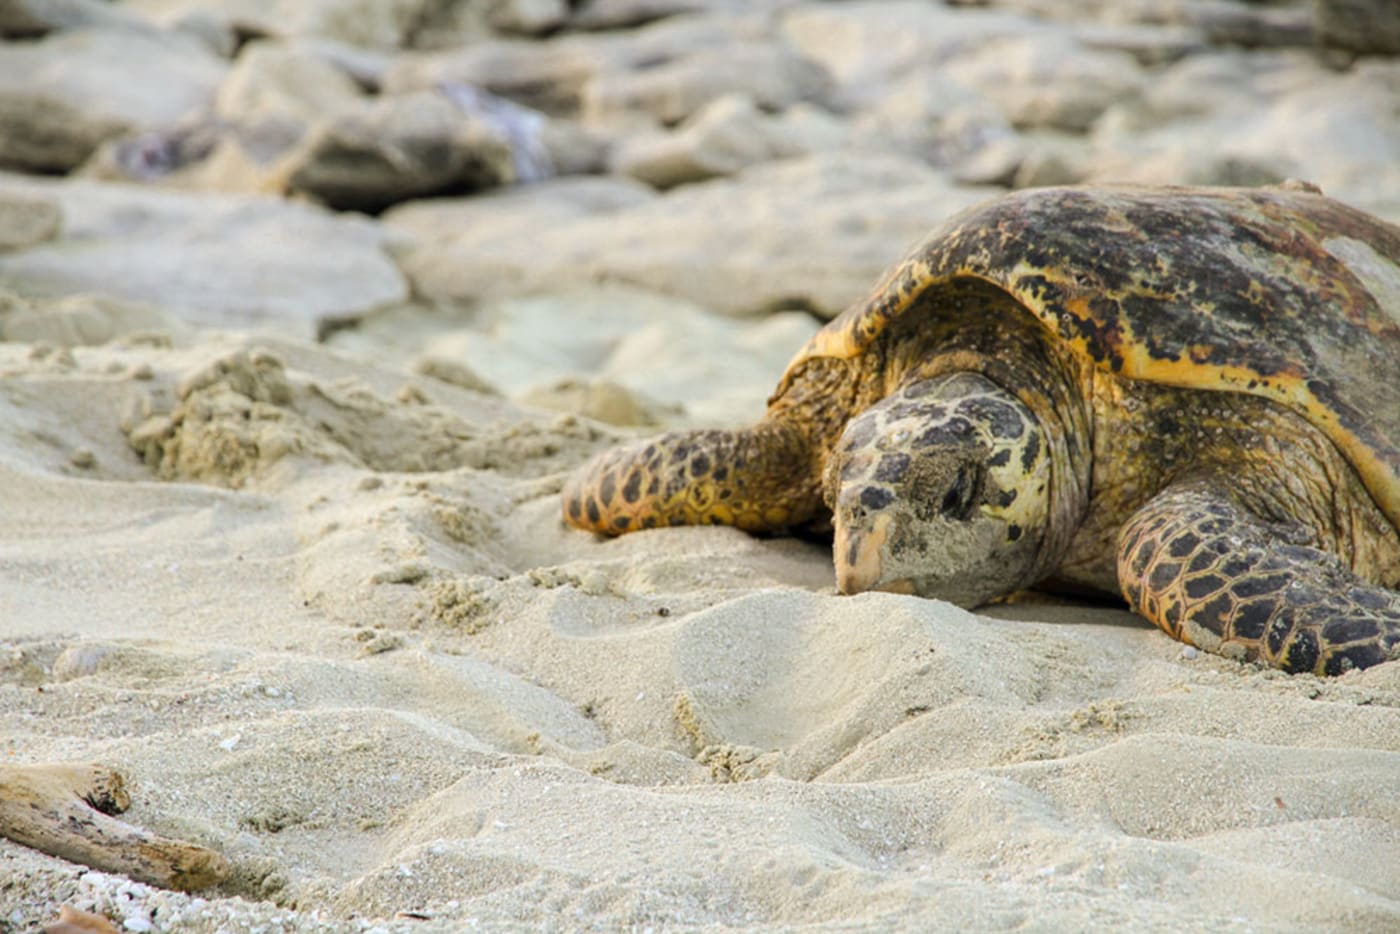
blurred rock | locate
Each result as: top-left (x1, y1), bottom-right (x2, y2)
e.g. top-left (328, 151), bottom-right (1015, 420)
top-left (569, 0), bottom-right (800, 30)
top-left (0, 190), bottom-right (61, 251)
top-left (0, 293), bottom-right (184, 346)
top-left (281, 90), bottom-right (517, 211)
top-left (0, 29), bottom-right (225, 172)
top-left (0, 174), bottom-right (406, 332)
top-left (393, 287), bottom-right (820, 425)
top-left (123, 0), bottom-right (440, 49)
top-left (853, 68), bottom-right (1014, 170)
top-left (487, 0), bottom-right (570, 35)
top-left (582, 39), bottom-right (832, 126)
top-left (613, 95), bottom-right (845, 188)
top-left (1072, 22), bottom-right (1205, 66)
top-left (394, 153), bottom-right (999, 318)
top-left (0, 0), bottom-right (153, 37)
top-left (569, 0), bottom-right (709, 30)
top-left (1090, 52), bottom-right (1400, 222)
top-left (779, 1), bottom-right (1036, 106)
top-left (1314, 0), bottom-right (1400, 55)
top-left (943, 33), bottom-right (1143, 133)
top-left (383, 175), bottom-right (655, 249)
top-left (1182, 1), bottom-right (1313, 48)
top-left (215, 41), bottom-right (365, 125)
top-left (518, 378), bottom-right (666, 427)
top-left (385, 39), bottom-right (602, 115)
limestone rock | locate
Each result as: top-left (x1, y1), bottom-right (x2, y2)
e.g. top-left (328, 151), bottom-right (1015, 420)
top-left (852, 67), bottom-right (1014, 169)
top-left (0, 0), bottom-right (154, 37)
top-left (383, 175), bottom-right (656, 249)
top-left (779, 1), bottom-right (1037, 104)
top-left (0, 29), bottom-right (225, 172)
top-left (384, 39), bottom-right (603, 115)
top-left (569, 0), bottom-right (710, 30)
top-left (1090, 52), bottom-right (1400, 222)
top-left (943, 33), bottom-right (1144, 133)
top-left (0, 190), bottom-right (61, 251)
top-left (0, 293), bottom-right (184, 346)
top-left (215, 41), bottom-right (366, 126)
top-left (394, 153), bottom-right (999, 318)
top-left (0, 174), bottom-right (406, 332)
top-left (281, 90), bottom-right (519, 211)
top-left (123, 0), bottom-right (439, 49)
top-left (582, 40), bottom-right (832, 126)
top-left (1315, 0), bottom-right (1400, 55)
top-left (612, 95), bottom-right (845, 188)
top-left (487, 0), bottom-right (570, 36)
top-left (518, 379), bottom-right (667, 427)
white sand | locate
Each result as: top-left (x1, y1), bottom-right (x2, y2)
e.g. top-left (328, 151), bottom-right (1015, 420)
top-left (2, 291), bottom-right (1398, 932)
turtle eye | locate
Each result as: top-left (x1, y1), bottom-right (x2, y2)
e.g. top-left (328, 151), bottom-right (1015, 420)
top-left (940, 466), bottom-right (978, 520)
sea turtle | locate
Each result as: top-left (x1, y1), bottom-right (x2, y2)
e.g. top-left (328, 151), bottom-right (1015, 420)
top-left (562, 183), bottom-right (1400, 675)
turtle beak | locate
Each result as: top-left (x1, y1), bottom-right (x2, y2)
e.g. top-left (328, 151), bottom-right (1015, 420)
top-left (834, 512), bottom-right (912, 594)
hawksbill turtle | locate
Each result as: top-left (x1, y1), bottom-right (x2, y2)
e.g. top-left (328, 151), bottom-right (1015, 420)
top-left (563, 183), bottom-right (1400, 676)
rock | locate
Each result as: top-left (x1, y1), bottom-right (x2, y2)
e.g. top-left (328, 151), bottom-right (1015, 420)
top-left (1090, 52), bottom-right (1400, 222)
top-left (0, 190), bottom-right (61, 251)
top-left (394, 152), bottom-right (1000, 318)
top-left (612, 94), bottom-right (845, 188)
top-left (943, 33), bottom-right (1144, 133)
top-left (852, 66), bottom-right (1014, 169)
top-left (582, 39), bottom-right (832, 126)
top-left (1315, 0), bottom-right (1400, 55)
top-left (0, 294), bottom-right (185, 346)
top-left (1072, 23), bottom-right (1205, 66)
top-left (123, 0), bottom-right (441, 49)
top-left (779, 1), bottom-right (1037, 105)
top-left (568, 0), bottom-right (800, 30)
top-left (0, 0), bottom-right (154, 37)
top-left (0, 174), bottom-right (406, 333)
top-left (215, 41), bottom-right (365, 126)
top-left (569, 0), bottom-right (709, 30)
top-left (1009, 133), bottom-right (1093, 188)
top-left (1181, 1), bottom-right (1313, 49)
top-left (487, 0), bottom-right (570, 35)
top-left (394, 286), bottom-right (820, 425)
top-left (385, 15), bottom-right (771, 118)
top-left (518, 379), bottom-right (667, 427)
top-left (280, 89), bottom-right (519, 211)
top-left (385, 39), bottom-right (604, 115)
top-left (0, 29), bottom-right (226, 172)
top-left (383, 175), bottom-right (656, 248)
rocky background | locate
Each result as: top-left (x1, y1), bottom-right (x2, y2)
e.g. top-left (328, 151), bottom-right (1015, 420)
top-left (2, 0), bottom-right (1400, 931)
top-left (3, 0), bottom-right (1399, 347)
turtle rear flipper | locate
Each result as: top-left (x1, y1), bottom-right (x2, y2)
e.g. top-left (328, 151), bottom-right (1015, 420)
top-left (1118, 485), bottom-right (1400, 674)
top-left (562, 420), bottom-right (822, 535)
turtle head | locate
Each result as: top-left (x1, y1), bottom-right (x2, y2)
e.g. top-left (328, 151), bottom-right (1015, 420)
top-left (824, 372), bottom-right (1052, 607)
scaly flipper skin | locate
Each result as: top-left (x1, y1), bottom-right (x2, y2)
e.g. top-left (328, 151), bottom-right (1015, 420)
top-left (562, 420), bottom-right (821, 534)
top-left (1118, 485), bottom-right (1400, 675)
top-left (0, 762), bottom-right (229, 891)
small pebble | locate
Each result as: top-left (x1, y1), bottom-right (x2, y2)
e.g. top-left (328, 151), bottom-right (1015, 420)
top-left (1179, 646), bottom-right (1199, 660)
top-left (70, 448), bottom-right (96, 469)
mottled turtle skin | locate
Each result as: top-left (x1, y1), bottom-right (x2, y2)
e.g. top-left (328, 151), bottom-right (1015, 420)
top-left (563, 183), bottom-right (1400, 675)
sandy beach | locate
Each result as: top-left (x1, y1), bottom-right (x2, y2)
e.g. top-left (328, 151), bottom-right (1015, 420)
top-left (2, 1), bottom-right (1400, 931)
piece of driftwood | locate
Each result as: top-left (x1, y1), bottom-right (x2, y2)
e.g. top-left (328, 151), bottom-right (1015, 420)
top-left (0, 762), bottom-right (229, 890)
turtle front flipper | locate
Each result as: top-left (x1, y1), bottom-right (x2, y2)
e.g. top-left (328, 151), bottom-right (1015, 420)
top-left (562, 419), bottom-right (821, 535)
top-left (1118, 484), bottom-right (1400, 674)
